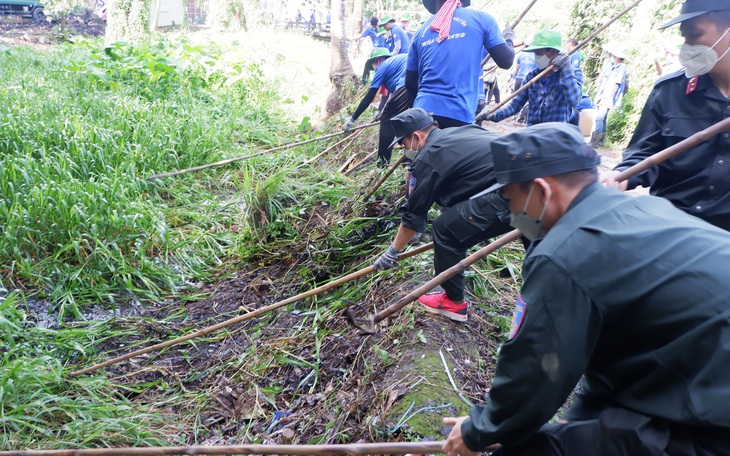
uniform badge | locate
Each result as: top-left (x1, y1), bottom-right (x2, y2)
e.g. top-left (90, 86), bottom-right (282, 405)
top-left (508, 295), bottom-right (527, 339)
top-left (686, 76), bottom-right (699, 95)
top-left (407, 174), bottom-right (417, 198)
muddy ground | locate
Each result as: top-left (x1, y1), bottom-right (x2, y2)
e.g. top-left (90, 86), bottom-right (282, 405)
top-left (0, 13), bottom-right (105, 46)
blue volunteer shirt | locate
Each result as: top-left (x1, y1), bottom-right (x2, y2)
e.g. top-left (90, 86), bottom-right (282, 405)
top-left (390, 24), bottom-right (411, 54)
top-left (362, 26), bottom-right (386, 48)
top-left (370, 54), bottom-right (408, 93)
top-left (407, 8), bottom-right (505, 123)
top-left (514, 52), bottom-right (537, 80)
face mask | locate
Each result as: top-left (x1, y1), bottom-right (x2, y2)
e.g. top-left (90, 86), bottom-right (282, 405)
top-left (679, 26), bottom-right (730, 78)
top-left (404, 135), bottom-right (422, 160)
top-left (535, 54), bottom-right (552, 70)
top-left (509, 182), bottom-right (552, 241)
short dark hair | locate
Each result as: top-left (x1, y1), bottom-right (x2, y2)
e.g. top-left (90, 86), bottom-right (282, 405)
top-left (708, 11), bottom-right (730, 28)
top-left (370, 16), bottom-right (378, 26)
top-left (568, 38), bottom-right (578, 46)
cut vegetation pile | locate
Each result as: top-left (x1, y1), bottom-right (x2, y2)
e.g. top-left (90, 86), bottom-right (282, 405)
top-left (0, 33), bottom-right (524, 450)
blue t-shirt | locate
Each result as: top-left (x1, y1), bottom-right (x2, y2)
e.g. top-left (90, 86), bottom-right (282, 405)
top-left (407, 8), bottom-right (506, 123)
top-left (570, 51), bottom-right (584, 69)
top-left (370, 54), bottom-right (408, 93)
top-left (361, 26), bottom-right (386, 48)
top-left (514, 52), bottom-right (537, 80)
top-left (390, 24), bottom-right (411, 54)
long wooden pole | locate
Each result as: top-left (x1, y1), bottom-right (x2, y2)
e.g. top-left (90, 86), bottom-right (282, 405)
top-left (69, 242), bottom-right (434, 377)
top-left (480, 0), bottom-right (538, 67)
top-left (478, 0), bottom-right (645, 121)
top-left (0, 441), bottom-right (445, 456)
top-left (361, 115), bottom-right (730, 328)
top-left (361, 154), bottom-right (406, 201)
top-left (147, 122), bottom-right (379, 180)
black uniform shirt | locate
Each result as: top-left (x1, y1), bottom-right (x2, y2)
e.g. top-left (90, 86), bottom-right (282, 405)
top-left (613, 71), bottom-right (730, 230)
top-left (461, 184), bottom-right (730, 450)
top-left (400, 124), bottom-right (501, 233)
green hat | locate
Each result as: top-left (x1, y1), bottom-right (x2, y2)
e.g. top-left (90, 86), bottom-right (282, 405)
top-left (365, 47), bottom-right (391, 72)
top-left (379, 15), bottom-right (395, 24)
top-left (523, 30), bottom-right (563, 52)
top-left (409, 22), bottom-right (419, 32)
top-left (401, 12), bottom-right (412, 21)
top-left (376, 26), bottom-right (388, 36)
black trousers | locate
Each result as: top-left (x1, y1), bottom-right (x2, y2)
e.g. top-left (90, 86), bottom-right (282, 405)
top-left (494, 407), bottom-right (730, 456)
top-left (432, 191), bottom-right (511, 302)
top-left (432, 115), bottom-right (469, 129)
top-left (378, 86), bottom-right (415, 163)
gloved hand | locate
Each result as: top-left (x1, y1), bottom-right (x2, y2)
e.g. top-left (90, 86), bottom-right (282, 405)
top-left (475, 109), bottom-right (496, 124)
top-left (373, 245), bottom-right (402, 271)
top-left (552, 51), bottom-right (571, 70)
top-left (502, 22), bottom-right (515, 42)
top-left (343, 117), bottom-right (355, 132)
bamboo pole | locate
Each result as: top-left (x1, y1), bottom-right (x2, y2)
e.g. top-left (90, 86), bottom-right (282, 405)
top-left (343, 150), bottom-right (378, 176)
top-left (0, 441), bottom-right (445, 456)
top-left (358, 113), bottom-right (730, 330)
top-left (361, 154), bottom-right (406, 201)
top-left (612, 117), bottom-right (730, 183)
top-left (297, 131), bottom-right (359, 169)
top-left (69, 242), bottom-right (434, 377)
top-left (147, 122), bottom-right (379, 180)
top-left (480, 0), bottom-right (538, 67)
top-left (477, 0), bottom-right (645, 121)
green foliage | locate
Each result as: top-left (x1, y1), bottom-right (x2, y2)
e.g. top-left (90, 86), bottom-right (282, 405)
top-left (0, 291), bottom-right (170, 449)
top-left (606, 87), bottom-right (639, 144)
top-left (0, 38), bottom-right (291, 312)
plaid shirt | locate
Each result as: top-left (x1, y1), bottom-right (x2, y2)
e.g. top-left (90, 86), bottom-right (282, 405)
top-left (494, 65), bottom-right (582, 125)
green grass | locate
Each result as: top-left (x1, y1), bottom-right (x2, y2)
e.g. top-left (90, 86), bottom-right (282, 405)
top-left (0, 38), bottom-right (296, 315)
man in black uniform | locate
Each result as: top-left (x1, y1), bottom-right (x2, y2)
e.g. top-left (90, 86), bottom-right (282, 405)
top-left (603, 0), bottom-right (730, 231)
top-left (372, 108), bottom-right (512, 322)
top-left (441, 123), bottom-right (730, 456)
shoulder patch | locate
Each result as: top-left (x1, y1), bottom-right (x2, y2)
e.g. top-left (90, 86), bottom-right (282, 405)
top-left (686, 75), bottom-right (699, 95)
top-left (407, 174), bottom-right (417, 198)
top-left (508, 295), bottom-right (527, 339)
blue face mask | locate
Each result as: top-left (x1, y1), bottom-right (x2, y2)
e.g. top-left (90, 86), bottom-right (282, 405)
top-left (509, 182), bottom-right (551, 241)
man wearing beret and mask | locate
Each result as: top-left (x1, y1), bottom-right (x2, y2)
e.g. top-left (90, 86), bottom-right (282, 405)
top-left (441, 123), bottom-right (730, 455)
top-left (604, 0), bottom-right (730, 232)
top-left (405, 0), bottom-right (515, 127)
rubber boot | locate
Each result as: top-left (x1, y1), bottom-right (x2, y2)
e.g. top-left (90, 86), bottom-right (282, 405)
top-left (589, 132), bottom-right (605, 148)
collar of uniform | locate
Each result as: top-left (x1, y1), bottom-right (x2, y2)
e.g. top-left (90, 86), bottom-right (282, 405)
top-left (566, 182), bottom-right (602, 213)
top-left (420, 127), bottom-right (446, 154)
top-left (695, 74), bottom-right (729, 103)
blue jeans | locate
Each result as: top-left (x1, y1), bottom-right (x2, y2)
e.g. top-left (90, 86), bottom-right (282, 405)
top-left (594, 106), bottom-right (610, 134)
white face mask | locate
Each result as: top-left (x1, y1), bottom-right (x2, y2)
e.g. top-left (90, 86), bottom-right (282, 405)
top-left (535, 54), bottom-right (552, 70)
top-left (679, 26), bottom-right (730, 78)
top-left (509, 182), bottom-right (551, 241)
top-left (404, 135), bottom-right (422, 160)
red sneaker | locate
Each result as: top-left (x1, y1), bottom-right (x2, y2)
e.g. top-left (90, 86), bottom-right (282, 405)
top-left (418, 293), bottom-right (468, 322)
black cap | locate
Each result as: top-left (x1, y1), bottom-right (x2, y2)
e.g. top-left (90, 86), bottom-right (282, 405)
top-left (422, 0), bottom-right (470, 15)
top-left (478, 123), bottom-right (600, 195)
top-left (659, 0), bottom-right (730, 29)
top-left (389, 108), bottom-right (434, 148)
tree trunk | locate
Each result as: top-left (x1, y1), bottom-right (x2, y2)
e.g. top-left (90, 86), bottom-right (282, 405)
top-left (105, 0), bottom-right (150, 44)
top-left (326, 0), bottom-right (358, 116)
